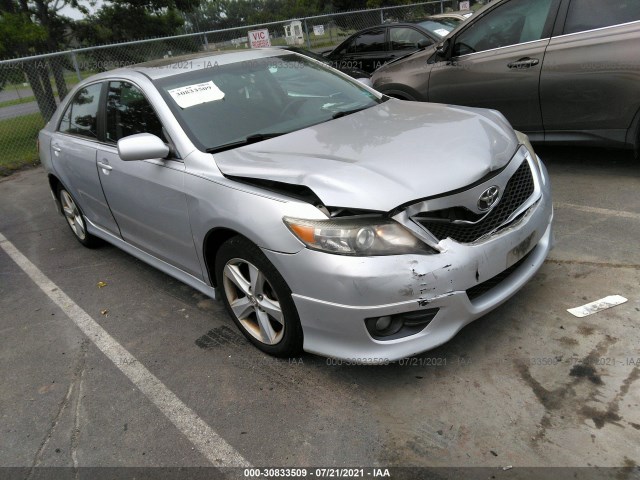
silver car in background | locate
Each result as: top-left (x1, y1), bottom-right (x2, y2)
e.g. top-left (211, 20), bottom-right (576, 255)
top-left (39, 49), bottom-right (553, 362)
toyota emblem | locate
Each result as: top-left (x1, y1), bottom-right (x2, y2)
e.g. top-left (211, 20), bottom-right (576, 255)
top-left (478, 186), bottom-right (500, 211)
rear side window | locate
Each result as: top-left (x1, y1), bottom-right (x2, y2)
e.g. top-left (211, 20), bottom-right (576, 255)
top-left (105, 81), bottom-right (164, 143)
top-left (564, 0), bottom-right (640, 34)
top-left (59, 83), bottom-right (102, 139)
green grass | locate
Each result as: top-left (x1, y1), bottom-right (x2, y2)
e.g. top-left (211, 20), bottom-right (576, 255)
top-left (0, 112), bottom-right (44, 175)
top-left (0, 95), bottom-right (36, 109)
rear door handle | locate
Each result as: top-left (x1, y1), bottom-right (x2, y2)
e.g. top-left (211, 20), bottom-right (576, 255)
top-left (508, 58), bottom-right (540, 69)
top-left (52, 144), bottom-right (62, 155)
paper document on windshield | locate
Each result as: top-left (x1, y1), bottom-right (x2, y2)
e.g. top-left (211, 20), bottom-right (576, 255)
top-left (168, 81), bottom-right (225, 108)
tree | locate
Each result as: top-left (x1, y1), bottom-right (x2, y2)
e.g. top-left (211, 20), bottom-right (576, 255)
top-left (76, 0), bottom-right (202, 44)
top-left (0, 1), bottom-right (92, 120)
top-left (0, 10), bottom-right (47, 58)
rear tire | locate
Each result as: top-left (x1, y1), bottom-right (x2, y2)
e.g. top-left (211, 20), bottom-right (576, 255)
top-left (215, 236), bottom-right (303, 357)
top-left (58, 186), bottom-right (101, 248)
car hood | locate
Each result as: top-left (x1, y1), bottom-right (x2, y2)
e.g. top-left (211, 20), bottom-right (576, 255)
top-left (213, 100), bottom-right (519, 212)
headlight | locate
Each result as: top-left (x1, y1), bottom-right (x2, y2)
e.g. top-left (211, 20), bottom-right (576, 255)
top-left (515, 131), bottom-right (542, 171)
top-left (283, 216), bottom-right (435, 256)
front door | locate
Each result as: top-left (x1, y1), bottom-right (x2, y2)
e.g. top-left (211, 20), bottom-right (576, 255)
top-left (428, 0), bottom-right (560, 134)
top-left (96, 80), bottom-right (202, 279)
top-left (331, 27), bottom-right (388, 73)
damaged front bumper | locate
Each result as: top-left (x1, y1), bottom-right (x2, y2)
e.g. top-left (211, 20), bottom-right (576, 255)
top-left (262, 153), bottom-right (554, 362)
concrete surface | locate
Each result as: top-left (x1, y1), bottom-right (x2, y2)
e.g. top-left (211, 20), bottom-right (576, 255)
top-left (0, 147), bottom-right (638, 475)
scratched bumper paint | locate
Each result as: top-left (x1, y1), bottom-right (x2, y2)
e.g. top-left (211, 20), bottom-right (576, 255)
top-left (261, 160), bottom-right (554, 362)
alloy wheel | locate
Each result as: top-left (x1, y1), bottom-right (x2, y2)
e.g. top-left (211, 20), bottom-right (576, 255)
top-left (222, 258), bottom-right (285, 345)
top-left (60, 190), bottom-right (87, 241)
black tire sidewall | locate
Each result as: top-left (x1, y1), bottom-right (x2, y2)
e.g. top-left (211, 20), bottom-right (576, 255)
top-left (215, 236), bottom-right (303, 357)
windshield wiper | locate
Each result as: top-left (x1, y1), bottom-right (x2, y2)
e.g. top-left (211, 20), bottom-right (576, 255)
top-left (206, 133), bottom-right (284, 154)
top-left (331, 106), bottom-right (371, 119)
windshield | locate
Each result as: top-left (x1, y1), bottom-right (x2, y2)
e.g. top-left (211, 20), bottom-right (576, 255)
top-left (418, 18), bottom-right (461, 37)
top-left (155, 54), bottom-right (381, 152)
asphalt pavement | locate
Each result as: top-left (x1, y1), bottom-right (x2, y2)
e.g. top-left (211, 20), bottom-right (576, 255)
top-left (0, 101), bottom-right (39, 121)
top-left (0, 87), bottom-right (34, 104)
top-left (0, 147), bottom-right (638, 477)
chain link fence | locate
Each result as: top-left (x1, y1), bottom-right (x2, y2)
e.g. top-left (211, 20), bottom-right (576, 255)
top-left (0, 0), bottom-right (484, 175)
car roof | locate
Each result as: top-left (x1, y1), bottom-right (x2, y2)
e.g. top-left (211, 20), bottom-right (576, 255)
top-left (106, 48), bottom-right (289, 81)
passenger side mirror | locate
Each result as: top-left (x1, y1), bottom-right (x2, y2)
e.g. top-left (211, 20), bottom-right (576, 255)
top-left (435, 38), bottom-right (451, 59)
top-left (417, 39), bottom-right (431, 49)
top-left (117, 133), bottom-right (170, 161)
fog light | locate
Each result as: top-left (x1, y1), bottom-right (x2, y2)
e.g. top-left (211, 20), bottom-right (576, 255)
top-left (375, 316), bottom-right (392, 331)
top-left (365, 308), bottom-right (440, 341)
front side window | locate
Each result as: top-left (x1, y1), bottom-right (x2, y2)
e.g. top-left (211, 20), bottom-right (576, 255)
top-left (453, 0), bottom-right (554, 55)
top-left (336, 38), bottom-right (355, 55)
top-left (105, 81), bottom-right (164, 143)
top-left (354, 28), bottom-right (386, 53)
top-left (390, 27), bottom-right (430, 51)
top-left (59, 83), bottom-right (102, 139)
top-left (564, 0), bottom-right (640, 34)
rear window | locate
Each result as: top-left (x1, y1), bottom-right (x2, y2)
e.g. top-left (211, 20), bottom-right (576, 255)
top-left (417, 18), bottom-right (459, 37)
top-left (564, 0), bottom-right (640, 34)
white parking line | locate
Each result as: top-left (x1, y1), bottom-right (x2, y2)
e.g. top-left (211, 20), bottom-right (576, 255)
top-left (554, 202), bottom-right (640, 221)
top-left (0, 232), bottom-right (251, 468)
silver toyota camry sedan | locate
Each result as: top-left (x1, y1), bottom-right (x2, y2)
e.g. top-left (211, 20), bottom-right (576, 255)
top-left (39, 48), bottom-right (553, 362)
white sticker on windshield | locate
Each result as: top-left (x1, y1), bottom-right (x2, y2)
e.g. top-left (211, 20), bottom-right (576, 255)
top-left (434, 28), bottom-right (450, 37)
top-left (168, 81), bottom-right (225, 108)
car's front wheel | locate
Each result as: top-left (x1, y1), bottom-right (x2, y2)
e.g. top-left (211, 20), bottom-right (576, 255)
top-left (215, 236), bottom-right (303, 357)
top-left (58, 186), bottom-right (100, 248)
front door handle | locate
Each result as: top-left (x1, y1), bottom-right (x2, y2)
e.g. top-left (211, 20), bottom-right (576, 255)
top-left (52, 144), bottom-right (62, 156)
top-left (97, 160), bottom-right (112, 173)
top-left (508, 58), bottom-right (540, 69)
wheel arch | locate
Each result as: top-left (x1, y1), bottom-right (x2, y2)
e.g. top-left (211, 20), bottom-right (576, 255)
top-left (378, 85), bottom-right (423, 101)
top-left (627, 105), bottom-right (640, 156)
top-left (48, 174), bottom-right (63, 215)
top-left (202, 227), bottom-right (242, 288)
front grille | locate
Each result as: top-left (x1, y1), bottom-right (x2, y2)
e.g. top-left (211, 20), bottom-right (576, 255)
top-left (466, 250), bottom-right (534, 301)
top-left (416, 161), bottom-right (535, 243)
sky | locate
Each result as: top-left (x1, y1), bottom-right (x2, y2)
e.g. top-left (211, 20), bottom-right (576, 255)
top-left (59, 0), bottom-right (104, 20)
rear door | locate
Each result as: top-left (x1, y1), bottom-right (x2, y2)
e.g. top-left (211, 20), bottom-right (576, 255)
top-left (51, 82), bottom-right (120, 235)
top-left (428, 0), bottom-right (560, 134)
top-left (95, 80), bottom-right (202, 278)
top-left (540, 0), bottom-right (640, 143)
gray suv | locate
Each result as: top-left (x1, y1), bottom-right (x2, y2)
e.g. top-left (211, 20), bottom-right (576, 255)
top-left (371, 0), bottom-right (640, 150)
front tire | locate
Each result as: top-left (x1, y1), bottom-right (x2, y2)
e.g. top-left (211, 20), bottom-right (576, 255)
top-left (215, 236), bottom-right (303, 357)
top-left (58, 186), bottom-right (100, 248)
